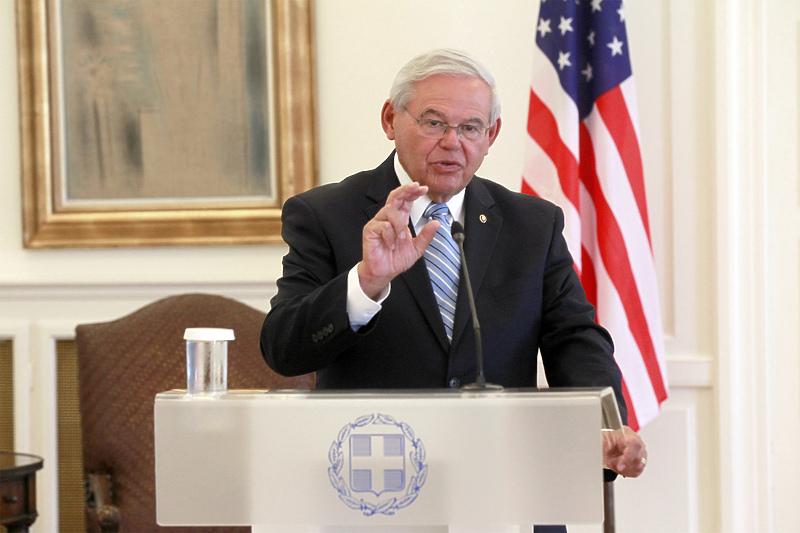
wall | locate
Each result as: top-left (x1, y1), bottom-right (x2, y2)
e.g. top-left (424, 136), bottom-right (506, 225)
top-left (1, 0), bottom-right (798, 531)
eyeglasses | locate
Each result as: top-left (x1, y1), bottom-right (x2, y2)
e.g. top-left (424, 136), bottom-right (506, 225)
top-left (402, 107), bottom-right (490, 142)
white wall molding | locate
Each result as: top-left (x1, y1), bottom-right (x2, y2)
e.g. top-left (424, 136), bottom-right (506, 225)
top-left (665, 355), bottom-right (713, 389)
top-left (0, 281), bottom-right (277, 303)
top-left (714, 0), bottom-right (771, 531)
top-left (762, 2), bottom-right (800, 530)
top-left (0, 323), bottom-right (32, 452)
top-left (29, 321), bottom-right (75, 533)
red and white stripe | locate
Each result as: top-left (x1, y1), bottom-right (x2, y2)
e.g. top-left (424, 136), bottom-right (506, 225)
top-left (522, 47), bottom-right (668, 430)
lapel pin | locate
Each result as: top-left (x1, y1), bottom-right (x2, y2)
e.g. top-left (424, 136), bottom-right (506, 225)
top-left (479, 214), bottom-right (487, 223)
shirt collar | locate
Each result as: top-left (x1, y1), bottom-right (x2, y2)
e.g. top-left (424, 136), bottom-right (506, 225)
top-left (393, 154), bottom-right (465, 228)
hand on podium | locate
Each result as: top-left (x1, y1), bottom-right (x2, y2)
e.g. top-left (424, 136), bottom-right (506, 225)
top-left (603, 426), bottom-right (647, 478)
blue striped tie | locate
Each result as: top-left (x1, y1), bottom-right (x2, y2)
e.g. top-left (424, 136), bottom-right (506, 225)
top-left (422, 203), bottom-right (460, 342)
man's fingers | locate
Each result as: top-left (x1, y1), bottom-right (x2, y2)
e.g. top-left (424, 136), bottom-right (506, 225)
top-left (371, 182), bottom-right (428, 240)
top-left (385, 207), bottom-right (413, 240)
top-left (602, 426), bottom-right (647, 478)
top-left (366, 219), bottom-right (401, 248)
top-left (602, 429), bottom-right (627, 455)
top-left (386, 182), bottom-right (429, 212)
top-left (605, 427), bottom-right (647, 478)
top-left (413, 219), bottom-right (440, 253)
top-left (358, 182), bottom-right (435, 299)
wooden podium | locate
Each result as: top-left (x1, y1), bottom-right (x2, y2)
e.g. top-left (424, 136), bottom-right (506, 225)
top-left (154, 388), bottom-right (621, 531)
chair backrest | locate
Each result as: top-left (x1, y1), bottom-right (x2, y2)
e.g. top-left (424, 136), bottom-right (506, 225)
top-left (75, 293), bottom-right (315, 532)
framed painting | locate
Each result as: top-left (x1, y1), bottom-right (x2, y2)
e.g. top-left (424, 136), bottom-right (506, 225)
top-left (17, 0), bottom-right (317, 248)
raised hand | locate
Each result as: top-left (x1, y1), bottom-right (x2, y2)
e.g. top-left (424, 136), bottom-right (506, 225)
top-left (357, 182), bottom-right (440, 299)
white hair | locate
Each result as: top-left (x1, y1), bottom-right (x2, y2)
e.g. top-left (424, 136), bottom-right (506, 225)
top-left (389, 48), bottom-right (501, 124)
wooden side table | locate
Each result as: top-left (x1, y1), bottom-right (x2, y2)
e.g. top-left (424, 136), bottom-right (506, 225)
top-left (0, 451), bottom-right (44, 533)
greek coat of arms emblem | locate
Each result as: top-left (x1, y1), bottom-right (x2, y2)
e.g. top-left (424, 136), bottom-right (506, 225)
top-left (328, 413), bottom-right (428, 516)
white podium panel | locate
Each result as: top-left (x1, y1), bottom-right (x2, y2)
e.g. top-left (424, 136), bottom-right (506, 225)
top-left (154, 389), bottom-right (610, 529)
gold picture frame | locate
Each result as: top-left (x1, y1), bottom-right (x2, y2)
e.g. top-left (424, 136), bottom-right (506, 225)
top-left (17, 0), bottom-right (317, 248)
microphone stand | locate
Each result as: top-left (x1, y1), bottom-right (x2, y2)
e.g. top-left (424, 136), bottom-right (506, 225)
top-left (451, 221), bottom-right (502, 391)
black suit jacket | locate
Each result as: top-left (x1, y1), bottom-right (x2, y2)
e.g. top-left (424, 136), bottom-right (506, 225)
top-left (261, 153), bottom-right (626, 422)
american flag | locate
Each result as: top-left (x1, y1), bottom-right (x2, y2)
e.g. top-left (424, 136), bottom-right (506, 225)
top-left (522, 0), bottom-right (667, 430)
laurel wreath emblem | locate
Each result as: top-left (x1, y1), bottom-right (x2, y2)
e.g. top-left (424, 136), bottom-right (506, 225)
top-left (328, 413), bottom-right (428, 516)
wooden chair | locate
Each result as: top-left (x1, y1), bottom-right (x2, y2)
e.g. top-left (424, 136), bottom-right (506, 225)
top-left (75, 293), bottom-right (315, 533)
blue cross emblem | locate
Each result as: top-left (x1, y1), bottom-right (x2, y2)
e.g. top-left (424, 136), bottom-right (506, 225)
top-left (350, 433), bottom-right (406, 496)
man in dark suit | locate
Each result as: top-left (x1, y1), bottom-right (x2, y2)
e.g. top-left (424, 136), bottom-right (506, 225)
top-left (261, 49), bottom-right (646, 480)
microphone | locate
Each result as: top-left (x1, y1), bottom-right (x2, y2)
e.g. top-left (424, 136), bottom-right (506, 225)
top-left (451, 221), bottom-right (502, 391)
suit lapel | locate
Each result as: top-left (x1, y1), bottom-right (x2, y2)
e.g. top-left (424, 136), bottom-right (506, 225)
top-left (364, 153), bottom-right (400, 214)
top-left (451, 178), bottom-right (502, 348)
